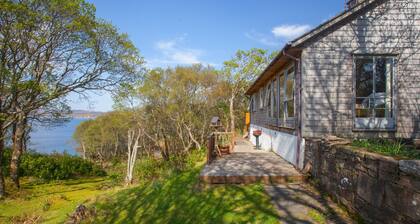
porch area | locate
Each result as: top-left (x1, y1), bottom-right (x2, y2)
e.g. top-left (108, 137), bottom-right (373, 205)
top-left (200, 138), bottom-right (304, 184)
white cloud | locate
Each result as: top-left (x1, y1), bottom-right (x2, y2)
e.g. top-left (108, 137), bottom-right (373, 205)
top-left (271, 24), bottom-right (311, 39)
top-left (149, 36), bottom-right (206, 67)
top-left (244, 31), bottom-right (280, 47)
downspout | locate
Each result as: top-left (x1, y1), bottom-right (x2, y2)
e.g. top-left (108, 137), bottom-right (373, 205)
top-left (283, 49), bottom-right (303, 169)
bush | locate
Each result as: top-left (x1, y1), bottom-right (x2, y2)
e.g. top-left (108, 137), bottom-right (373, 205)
top-left (1, 149), bottom-right (106, 181)
top-left (134, 149), bottom-right (206, 181)
top-left (352, 139), bottom-right (420, 160)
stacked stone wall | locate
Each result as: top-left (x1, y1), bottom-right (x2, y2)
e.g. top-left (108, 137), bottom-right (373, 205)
top-left (304, 139), bottom-right (420, 224)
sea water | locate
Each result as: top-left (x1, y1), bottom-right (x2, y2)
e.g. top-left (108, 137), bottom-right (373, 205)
top-left (29, 118), bottom-right (88, 155)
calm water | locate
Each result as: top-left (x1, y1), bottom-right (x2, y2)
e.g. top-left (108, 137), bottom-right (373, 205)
top-left (29, 118), bottom-right (88, 155)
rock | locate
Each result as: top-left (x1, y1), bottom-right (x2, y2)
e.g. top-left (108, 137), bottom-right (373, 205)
top-left (399, 160), bottom-right (420, 177)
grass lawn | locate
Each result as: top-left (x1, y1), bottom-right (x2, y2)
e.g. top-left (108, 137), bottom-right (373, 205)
top-left (92, 163), bottom-right (279, 224)
top-left (0, 158), bottom-right (280, 223)
top-left (0, 177), bottom-right (118, 224)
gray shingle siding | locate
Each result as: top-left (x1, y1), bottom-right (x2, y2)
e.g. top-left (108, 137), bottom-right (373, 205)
top-left (250, 0), bottom-right (419, 139)
top-left (301, 0), bottom-right (420, 138)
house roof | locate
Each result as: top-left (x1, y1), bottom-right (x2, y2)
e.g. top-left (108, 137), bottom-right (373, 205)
top-left (245, 0), bottom-right (383, 95)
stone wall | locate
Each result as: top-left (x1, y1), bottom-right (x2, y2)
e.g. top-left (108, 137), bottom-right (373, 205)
top-left (303, 139), bottom-right (420, 224)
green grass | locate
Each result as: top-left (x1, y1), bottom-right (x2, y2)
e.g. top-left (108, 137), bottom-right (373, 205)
top-left (91, 163), bottom-right (279, 224)
top-left (352, 139), bottom-right (420, 160)
top-left (308, 209), bottom-right (327, 224)
top-left (0, 152), bottom-right (280, 224)
top-left (0, 177), bottom-right (118, 224)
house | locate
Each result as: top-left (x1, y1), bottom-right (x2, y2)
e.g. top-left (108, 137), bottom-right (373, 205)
top-left (246, 0), bottom-right (419, 169)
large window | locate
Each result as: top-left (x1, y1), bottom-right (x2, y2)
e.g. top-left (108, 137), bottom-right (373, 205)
top-left (251, 95), bottom-right (256, 112)
top-left (266, 83), bottom-right (272, 117)
top-left (354, 56), bottom-right (395, 129)
top-left (277, 65), bottom-right (295, 121)
top-left (259, 88), bottom-right (264, 109)
top-left (278, 73), bottom-right (285, 119)
top-left (272, 79), bottom-right (277, 118)
top-left (285, 67), bottom-right (295, 118)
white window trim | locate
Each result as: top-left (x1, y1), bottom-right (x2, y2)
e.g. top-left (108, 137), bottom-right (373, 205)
top-left (352, 55), bottom-right (397, 131)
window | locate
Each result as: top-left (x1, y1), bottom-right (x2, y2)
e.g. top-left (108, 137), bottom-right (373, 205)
top-left (272, 79), bottom-right (277, 118)
top-left (278, 73), bottom-right (285, 119)
top-left (285, 67), bottom-right (295, 118)
top-left (266, 83), bottom-right (272, 117)
top-left (277, 66), bottom-right (295, 121)
top-left (259, 88), bottom-right (264, 109)
top-left (354, 56), bottom-right (395, 129)
top-left (251, 95), bottom-right (256, 112)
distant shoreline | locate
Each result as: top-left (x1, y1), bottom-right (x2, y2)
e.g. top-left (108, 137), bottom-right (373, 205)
top-left (72, 110), bottom-right (104, 119)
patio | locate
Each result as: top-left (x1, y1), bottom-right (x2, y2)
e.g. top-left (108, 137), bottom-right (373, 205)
top-left (200, 138), bottom-right (304, 184)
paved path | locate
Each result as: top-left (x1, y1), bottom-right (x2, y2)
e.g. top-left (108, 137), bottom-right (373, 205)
top-left (200, 138), bottom-right (303, 184)
top-left (265, 184), bottom-right (355, 224)
top-left (200, 138), bottom-right (355, 223)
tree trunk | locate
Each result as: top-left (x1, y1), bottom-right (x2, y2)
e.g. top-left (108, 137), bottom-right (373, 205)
top-left (82, 142), bottom-right (86, 160)
top-left (10, 116), bottom-right (26, 189)
top-left (0, 129), bottom-right (5, 198)
top-left (126, 129), bottom-right (140, 185)
top-left (229, 96), bottom-right (235, 134)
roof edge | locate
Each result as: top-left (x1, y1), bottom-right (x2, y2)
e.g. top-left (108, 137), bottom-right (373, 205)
top-left (245, 44), bottom-right (292, 95)
top-left (291, 0), bottom-right (382, 47)
top-left (245, 0), bottom-right (383, 96)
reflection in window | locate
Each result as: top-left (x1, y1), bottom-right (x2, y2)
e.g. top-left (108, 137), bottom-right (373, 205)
top-left (355, 56), bottom-right (393, 118)
top-left (267, 83), bottom-right (271, 117)
top-left (272, 79), bottom-right (277, 118)
top-left (285, 67), bottom-right (295, 118)
top-left (279, 73), bottom-right (285, 119)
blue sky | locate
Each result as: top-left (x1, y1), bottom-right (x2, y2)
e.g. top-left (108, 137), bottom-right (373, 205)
top-left (69, 0), bottom-right (345, 112)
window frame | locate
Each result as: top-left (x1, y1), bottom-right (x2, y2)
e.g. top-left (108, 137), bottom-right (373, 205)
top-left (266, 83), bottom-right (272, 117)
top-left (352, 54), bottom-right (397, 131)
top-left (259, 88), bottom-right (264, 109)
top-left (276, 64), bottom-right (295, 123)
top-left (284, 66), bottom-right (295, 119)
top-left (251, 94), bottom-right (256, 112)
top-left (271, 78), bottom-right (277, 118)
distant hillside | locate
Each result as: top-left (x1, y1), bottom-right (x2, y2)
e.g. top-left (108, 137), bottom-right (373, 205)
top-left (72, 110), bottom-right (104, 119)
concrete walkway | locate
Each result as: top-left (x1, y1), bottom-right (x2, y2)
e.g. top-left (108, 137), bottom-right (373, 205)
top-left (265, 184), bottom-right (356, 224)
top-left (200, 138), bottom-right (303, 184)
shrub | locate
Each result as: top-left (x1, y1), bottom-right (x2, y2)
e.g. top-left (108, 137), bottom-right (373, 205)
top-left (1, 149), bottom-right (106, 181)
top-left (352, 139), bottom-right (420, 160)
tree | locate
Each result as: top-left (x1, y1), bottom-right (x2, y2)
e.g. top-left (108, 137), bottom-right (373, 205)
top-left (0, 0), bottom-right (144, 195)
top-left (222, 48), bottom-right (275, 133)
top-left (111, 65), bottom-right (223, 164)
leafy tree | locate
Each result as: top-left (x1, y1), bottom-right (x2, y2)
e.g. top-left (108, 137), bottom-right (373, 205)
top-left (0, 0), bottom-right (144, 195)
top-left (222, 48), bottom-right (276, 133)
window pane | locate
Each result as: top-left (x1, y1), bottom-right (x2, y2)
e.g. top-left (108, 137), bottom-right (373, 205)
top-left (374, 97), bottom-right (392, 118)
top-left (287, 100), bottom-right (294, 117)
top-left (273, 79), bottom-right (277, 117)
top-left (356, 58), bottom-right (373, 98)
top-left (279, 74), bottom-right (284, 119)
top-left (286, 69), bottom-right (294, 100)
top-left (355, 97), bottom-right (373, 117)
top-left (375, 58), bottom-right (393, 98)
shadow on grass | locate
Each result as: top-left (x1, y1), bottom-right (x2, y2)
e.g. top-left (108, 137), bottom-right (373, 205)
top-left (92, 166), bottom-right (280, 224)
top-left (265, 184), bottom-right (355, 224)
